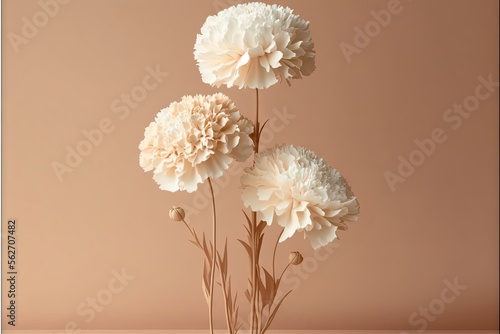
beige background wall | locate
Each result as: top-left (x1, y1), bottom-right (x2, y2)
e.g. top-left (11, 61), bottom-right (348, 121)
top-left (2, 0), bottom-right (498, 330)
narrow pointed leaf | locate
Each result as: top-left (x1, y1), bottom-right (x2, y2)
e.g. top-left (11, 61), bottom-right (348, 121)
top-left (244, 289), bottom-right (251, 302)
top-left (257, 220), bottom-right (267, 234)
top-left (261, 290), bottom-right (293, 333)
top-left (238, 239), bottom-right (252, 260)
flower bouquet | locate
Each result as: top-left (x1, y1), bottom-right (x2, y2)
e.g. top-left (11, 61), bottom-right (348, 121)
top-left (139, 3), bottom-right (360, 333)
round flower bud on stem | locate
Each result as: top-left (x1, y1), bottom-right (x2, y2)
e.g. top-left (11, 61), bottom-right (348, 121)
top-left (169, 206), bottom-right (185, 222)
top-left (289, 251), bottom-right (304, 265)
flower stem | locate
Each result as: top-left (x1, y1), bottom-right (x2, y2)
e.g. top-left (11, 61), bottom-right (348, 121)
top-left (255, 88), bottom-right (260, 154)
top-left (250, 88), bottom-right (260, 334)
top-left (272, 229), bottom-right (284, 279)
top-left (251, 218), bottom-right (258, 334)
top-left (218, 263), bottom-right (234, 334)
top-left (180, 219), bottom-right (194, 239)
top-left (208, 177), bottom-right (217, 334)
top-left (278, 262), bottom-right (292, 284)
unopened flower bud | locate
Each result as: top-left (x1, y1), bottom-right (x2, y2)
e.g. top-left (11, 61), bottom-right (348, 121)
top-left (289, 251), bottom-right (303, 265)
top-left (169, 206), bottom-right (185, 221)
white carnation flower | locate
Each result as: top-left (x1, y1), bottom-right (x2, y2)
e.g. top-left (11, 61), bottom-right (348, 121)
top-left (194, 2), bottom-right (316, 89)
top-left (241, 144), bottom-right (359, 249)
top-left (139, 93), bottom-right (254, 193)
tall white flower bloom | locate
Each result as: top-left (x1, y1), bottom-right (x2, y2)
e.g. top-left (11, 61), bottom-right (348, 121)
top-left (139, 93), bottom-right (254, 193)
top-left (241, 144), bottom-right (359, 249)
top-left (194, 2), bottom-right (315, 89)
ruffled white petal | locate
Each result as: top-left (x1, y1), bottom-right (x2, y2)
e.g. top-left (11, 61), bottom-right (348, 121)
top-left (194, 2), bottom-right (316, 90)
top-left (139, 93), bottom-right (254, 193)
top-left (305, 224), bottom-right (339, 250)
top-left (241, 144), bottom-right (360, 249)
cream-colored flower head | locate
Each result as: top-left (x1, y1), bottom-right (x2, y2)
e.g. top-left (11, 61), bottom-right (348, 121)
top-left (139, 93), bottom-right (254, 193)
top-left (241, 144), bottom-right (359, 249)
top-left (194, 2), bottom-right (315, 90)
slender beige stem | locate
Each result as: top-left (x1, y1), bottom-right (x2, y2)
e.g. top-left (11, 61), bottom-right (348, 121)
top-left (250, 88), bottom-right (261, 334)
top-left (217, 259), bottom-right (233, 334)
top-left (181, 219), bottom-right (192, 235)
top-left (180, 219), bottom-right (198, 243)
top-left (266, 229), bottom-right (283, 332)
top-left (258, 263), bottom-right (293, 334)
top-left (272, 229), bottom-right (284, 279)
top-left (208, 178), bottom-right (217, 334)
top-left (277, 263), bottom-right (292, 287)
top-left (250, 213), bottom-right (257, 334)
top-left (181, 218), bottom-right (233, 333)
top-left (255, 88), bottom-right (260, 154)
